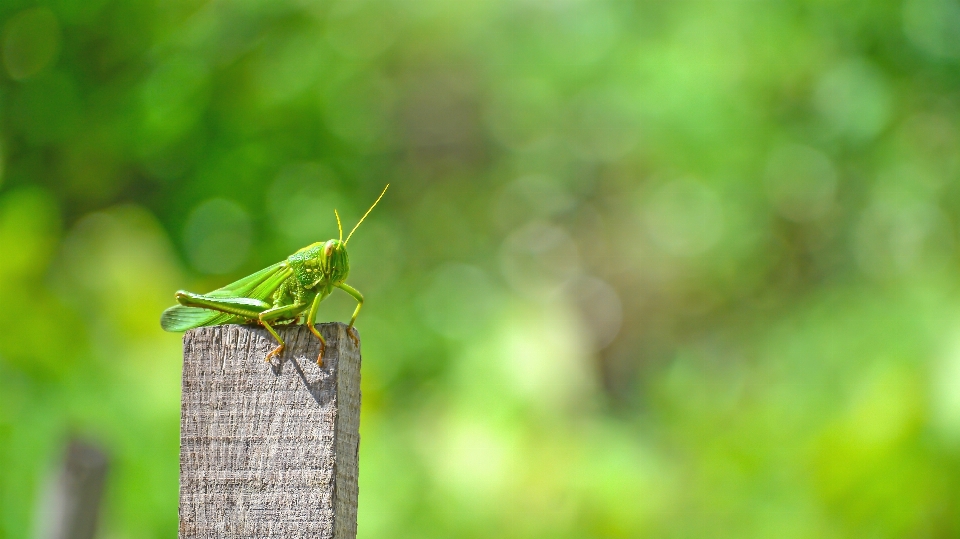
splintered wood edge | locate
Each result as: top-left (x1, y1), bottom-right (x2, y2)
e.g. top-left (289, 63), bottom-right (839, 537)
top-left (333, 323), bottom-right (361, 539)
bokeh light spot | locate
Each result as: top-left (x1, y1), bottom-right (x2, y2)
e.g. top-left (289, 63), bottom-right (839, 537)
top-left (0, 187), bottom-right (60, 279)
top-left (644, 178), bottom-right (724, 257)
top-left (498, 303), bottom-right (594, 409)
top-left (10, 71), bottom-right (80, 145)
top-left (814, 59), bottom-right (891, 143)
top-left (567, 86), bottom-right (639, 161)
top-left (416, 264), bottom-right (501, 340)
top-left (431, 421), bottom-right (516, 498)
top-left (485, 78), bottom-right (560, 152)
top-left (490, 175), bottom-right (576, 232)
top-left (182, 199), bottom-right (252, 275)
top-left (570, 276), bottom-right (622, 351)
top-left (267, 163), bottom-right (344, 249)
top-left (140, 56), bottom-right (210, 150)
top-left (322, 74), bottom-right (396, 148)
top-left (903, 0), bottom-right (960, 58)
top-left (932, 331), bottom-right (960, 444)
top-left (2, 7), bottom-right (60, 80)
top-left (255, 31), bottom-right (325, 105)
top-left (325, 0), bottom-right (401, 60)
top-left (854, 186), bottom-right (950, 278)
top-left (500, 222), bottom-right (580, 298)
top-left (765, 143), bottom-right (837, 222)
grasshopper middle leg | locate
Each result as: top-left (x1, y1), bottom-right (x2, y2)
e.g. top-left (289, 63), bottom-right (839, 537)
top-left (306, 290), bottom-right (330, 365)
top-left (259, 302), bottom-right (306, 362)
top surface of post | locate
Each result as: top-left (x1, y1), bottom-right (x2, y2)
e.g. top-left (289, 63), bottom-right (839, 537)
top-left (179, 323), bottom-right (361, 539)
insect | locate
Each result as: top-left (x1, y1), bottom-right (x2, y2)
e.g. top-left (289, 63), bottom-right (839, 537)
top-left (160, 185), bottom-right (388, 365)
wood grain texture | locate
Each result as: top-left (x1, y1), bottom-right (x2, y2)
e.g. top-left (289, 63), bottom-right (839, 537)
top-left (179, 323), bottom-right (360, 539)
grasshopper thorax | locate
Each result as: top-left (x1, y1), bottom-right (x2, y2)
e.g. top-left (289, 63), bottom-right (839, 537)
top-left (289, 239), bottom-right (350, 288)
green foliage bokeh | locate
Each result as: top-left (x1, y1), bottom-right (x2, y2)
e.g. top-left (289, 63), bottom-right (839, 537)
top-left (3, 0), bottom-right (960, 537)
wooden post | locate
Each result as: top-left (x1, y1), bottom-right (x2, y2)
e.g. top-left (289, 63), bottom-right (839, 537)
top-left (38, 438), bottom-right (109, 539)
top-left (179, 323), bottom-right (361, 539)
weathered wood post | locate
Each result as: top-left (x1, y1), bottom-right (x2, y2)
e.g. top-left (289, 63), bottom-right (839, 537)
top-left (179, 323), bottom-right (361, 539)
top-left (38, 437), bottom-right (109, 539)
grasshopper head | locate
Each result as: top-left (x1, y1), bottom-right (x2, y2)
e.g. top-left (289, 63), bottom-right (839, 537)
top-left (322, 239), bottom-right (350, 284)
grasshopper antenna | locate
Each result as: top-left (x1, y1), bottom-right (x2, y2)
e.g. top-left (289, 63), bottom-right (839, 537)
top-left (335, 209), bottom-right (343, 242)
top-left (345, 184), bottom-right (389, 245)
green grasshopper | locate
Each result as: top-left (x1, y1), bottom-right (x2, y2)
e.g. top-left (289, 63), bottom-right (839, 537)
top-left (160, 185), bottom-right (388, 365)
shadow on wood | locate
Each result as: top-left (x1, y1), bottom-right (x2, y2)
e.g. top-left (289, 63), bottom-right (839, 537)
top-left (179, 323), bottom-right (360, 539)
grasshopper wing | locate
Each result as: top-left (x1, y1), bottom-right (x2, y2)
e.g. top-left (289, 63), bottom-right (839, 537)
top-left (160, 261), bottom-right (291, 331)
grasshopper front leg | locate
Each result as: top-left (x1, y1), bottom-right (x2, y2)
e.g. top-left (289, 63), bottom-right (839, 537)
top-left (259, 302), bottom-right (307, 362)
top-left (337, 283), bottom-right (363, 348)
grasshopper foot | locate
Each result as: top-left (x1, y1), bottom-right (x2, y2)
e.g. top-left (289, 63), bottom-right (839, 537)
top-left (265, 344), bottom-right (284, 363)
top-left (316, 341), bottom-right (326, 367)
top-left (347, 326), bottom-right (360, 348)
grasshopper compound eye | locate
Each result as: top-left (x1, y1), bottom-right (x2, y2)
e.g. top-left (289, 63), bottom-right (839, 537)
top-left (324, 241), bottom-right (336, 258)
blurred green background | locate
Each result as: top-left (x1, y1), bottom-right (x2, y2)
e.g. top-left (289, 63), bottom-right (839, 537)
top-left (2, 0), bottom-right (960, 537)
